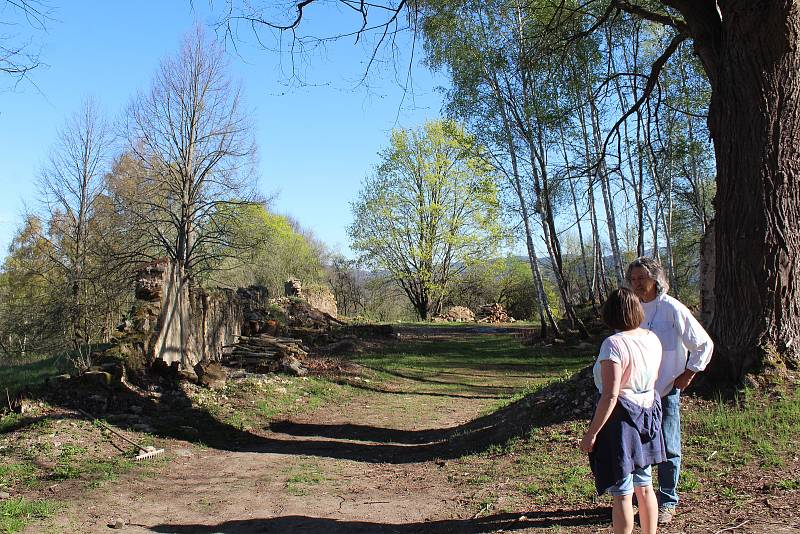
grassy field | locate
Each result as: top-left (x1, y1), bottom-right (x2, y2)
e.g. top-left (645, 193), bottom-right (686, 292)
top-left (352, 330), bottom-right (594, 393)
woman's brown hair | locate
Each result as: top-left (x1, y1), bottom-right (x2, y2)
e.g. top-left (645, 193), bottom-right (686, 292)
top-left (602, 287), bottom-right (644, 331)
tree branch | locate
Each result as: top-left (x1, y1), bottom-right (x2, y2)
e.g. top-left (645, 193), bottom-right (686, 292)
top-left (599, 30), bottom-right (688, 165)
top-left (615, 1), bottom-right (688, 32)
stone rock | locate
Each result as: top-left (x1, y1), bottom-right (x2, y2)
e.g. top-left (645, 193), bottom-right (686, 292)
top-left (194, 360), bottom-right (227, 389)
top-left (86, 394), bottom-right (108, 413)
top-left (47, 374), bottom-right (72, 388)
top-left (106, 414), bottom-right (135, 425)
top-left (82, 370), bottom-right (113, 387)
top-left (177, 366), bottom-right (198, 383)
top-left (174, 447), bottom-right (194, 458)
top-left (278, 355), bottom-right (307, 377)
top-left (0, 491), bottom-right (11, 500)
top-left (284, 278), bottom-right (304, 298)
top-left (98, 360), bottom-right (125, 383)
top-left (304, 285), bottom-right (338, 318)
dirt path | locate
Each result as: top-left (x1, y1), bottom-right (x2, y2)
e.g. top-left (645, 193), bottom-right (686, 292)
top-left (34, 363), bottom-right (505, 533)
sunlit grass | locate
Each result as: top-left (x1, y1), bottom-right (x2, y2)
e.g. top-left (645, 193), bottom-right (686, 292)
top-left (684, 387), bottom-right (800, 470)
top-left (0, 497), bottom-right (60, 534)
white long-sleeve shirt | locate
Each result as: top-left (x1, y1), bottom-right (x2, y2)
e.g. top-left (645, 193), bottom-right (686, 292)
top-left (641, 294), bottom-right (714, 396)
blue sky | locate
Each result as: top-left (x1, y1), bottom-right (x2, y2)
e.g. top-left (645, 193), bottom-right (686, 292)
top-left (0, 1), bottom-right (447, 260)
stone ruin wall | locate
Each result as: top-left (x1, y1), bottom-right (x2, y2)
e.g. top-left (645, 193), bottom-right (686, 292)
top-left (132, 259), bottom-right (270, 370)
top-left (284, 278), bottom-right (338, 318)
top-left (131, 262), bottom-right (333, 370)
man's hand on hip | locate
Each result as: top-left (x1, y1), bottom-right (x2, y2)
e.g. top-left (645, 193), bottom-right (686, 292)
top-left (674, 369), bottom-right (697, 390)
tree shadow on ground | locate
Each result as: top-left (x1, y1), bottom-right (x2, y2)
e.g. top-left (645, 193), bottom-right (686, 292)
top-left (8, 375), bottom-right (268, 453)
top-left (246, 369), bottom-right (595, 463)
top-left (150, 507), bottom-right (611, 533)
top-left (5, 364), bottom-right (594, 464)
top-left (268, 420), bottom-right (448, 444)
top-left (330, 377), bottom-right (505, 400)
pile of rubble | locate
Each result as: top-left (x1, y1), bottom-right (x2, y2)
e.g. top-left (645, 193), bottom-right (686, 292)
top-left (223, 334), bottom-right (310, 377)
top-left (526, 365), bottom-right (596, 420)
top-left (270, 297), bottom-right (345, 331)
top-left (476, 303), bottom-right (515, 323)
top-left (432, 306), bottom-right (476, 322)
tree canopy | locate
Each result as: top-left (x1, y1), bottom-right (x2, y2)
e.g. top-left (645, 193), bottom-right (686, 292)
top-left (349, 119), bottom-right (504, 319)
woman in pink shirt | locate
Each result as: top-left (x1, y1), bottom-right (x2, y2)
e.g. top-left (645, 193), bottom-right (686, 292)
top-left (580, 288), bottom-right (665, 534)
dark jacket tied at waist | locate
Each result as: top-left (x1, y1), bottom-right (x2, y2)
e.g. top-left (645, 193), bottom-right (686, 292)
top-left (588, 393), bottom-right (666, 495)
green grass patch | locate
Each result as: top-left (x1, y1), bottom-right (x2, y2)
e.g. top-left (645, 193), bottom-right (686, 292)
top-left (203, 376), bottom-right (355, 431)
top-left (0, 497), bottom-right (59, 534)
top-left (51, 444), bottom-right (88, 480)
top-left (777, 478), bottom-right (800, 491)
top-left (0, 414), bottom-right (24, 434)
top-left (0, 355), bottom-right (67, 395)
top-left (250, 378), bottom-right (351, 421)
top-left (355, 334), bottom-right (592, 373)
top-left (350, 332), bottom-right (594, 399)
top-left (284, 460), bottom-right (326, 496)
top-left (684, 387), bottom-right (800, 470)
top-left (0, 462), bottom-right (37, 489)
top-left (513, 446), bottom-right (595, 505)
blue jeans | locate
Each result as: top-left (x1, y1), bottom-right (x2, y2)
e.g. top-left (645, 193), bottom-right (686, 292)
top-left (608, 465), bottom-right (653, 497)
top-left (658, 387), bottom-right (681, 509)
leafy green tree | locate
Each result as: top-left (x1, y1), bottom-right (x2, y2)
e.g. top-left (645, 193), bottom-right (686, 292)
top-left (446, 256), bottom-right (560, 321)
top-left (497, 257), bottom-right (561, 322)
top-left (0, 216), bottom-right (65, 360)
top-left (349, 119), bottom-right (504, 320)
top-left (211, 203), bottom-right (327, 297)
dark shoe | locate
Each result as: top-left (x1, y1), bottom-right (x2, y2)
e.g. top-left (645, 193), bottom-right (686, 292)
top-left (658, 507), bottom-right (675, 525)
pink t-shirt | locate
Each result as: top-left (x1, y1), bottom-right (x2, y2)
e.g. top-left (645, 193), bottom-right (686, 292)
top-left (593, 330), bottom-right (662, 407)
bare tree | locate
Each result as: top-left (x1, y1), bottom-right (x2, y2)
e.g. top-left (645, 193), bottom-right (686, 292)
top-left (37, 98), bottom-right (113, 369)
top-left (216, 0), bottom-right (414, 85)
top-left (123, 26), bottom-right (257, 285)
top-left (327, 254), bottom-right (365, 317)
top-left (1, 0), bottom-right (49, 85)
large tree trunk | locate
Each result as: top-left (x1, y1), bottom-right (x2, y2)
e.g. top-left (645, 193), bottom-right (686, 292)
top-left (682, 2), bottom-right (800, 380)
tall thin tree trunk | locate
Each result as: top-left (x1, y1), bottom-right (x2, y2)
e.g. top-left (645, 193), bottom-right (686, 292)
top-left (577, 96), bottom-right (609, 302)
top-left (589, 97), bottom-right (625, 285)
top-left (488, 69), bottom-right (558, 337)
top-left (559, 126), bottom-right (596, 309)
top-left (528, 124), bottom-right (588, 336)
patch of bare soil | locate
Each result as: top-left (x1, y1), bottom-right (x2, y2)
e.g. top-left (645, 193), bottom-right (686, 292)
top-left (11, 327), bottom-right (800, 533)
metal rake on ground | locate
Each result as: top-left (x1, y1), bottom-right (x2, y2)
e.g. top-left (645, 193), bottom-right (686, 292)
top-left (77, 408), bottom-right (165, 461)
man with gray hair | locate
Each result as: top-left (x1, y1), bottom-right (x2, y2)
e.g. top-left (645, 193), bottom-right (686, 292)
top-left (626, 256), bottom-right (714, 525)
